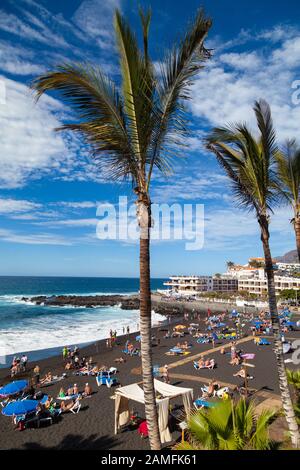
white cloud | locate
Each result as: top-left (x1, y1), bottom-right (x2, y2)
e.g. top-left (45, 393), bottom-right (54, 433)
top-left (72, 0), bottom-right (121, 50)
top-left (0, 76), bottom-right (68, 188)
top-left (190, 28), bottom-right (300, 140)
top-left (0, 198), bottom-right (41, 214)
top-left (38, 218), bottom-right (99, 228)
top-left (0, 228), bottom-right (72, 245)
top-left (0, 40), bottom-right (45, 76)
top-left (58, 201), bottom-right (97, 209)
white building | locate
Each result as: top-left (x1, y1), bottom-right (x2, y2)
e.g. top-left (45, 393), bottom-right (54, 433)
top-left (164, 275), bottom-right (238, 295)
top-left (238, 271), bottom-right (300, 296)
top-left (275, 262), bottom-right (300, 274)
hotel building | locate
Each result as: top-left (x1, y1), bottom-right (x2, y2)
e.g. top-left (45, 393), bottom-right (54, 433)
top-left (164, 275), bottom-right (238, 294)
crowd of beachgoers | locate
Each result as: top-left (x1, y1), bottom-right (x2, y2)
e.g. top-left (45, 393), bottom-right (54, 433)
top-left (0, 306), bottom-right (299, 448)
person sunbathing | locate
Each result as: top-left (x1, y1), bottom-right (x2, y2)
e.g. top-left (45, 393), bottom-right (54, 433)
top-left (230, 356), bottom-right (241, 366)
top-left (60, 399), bottom-right (75, 413)
top-left (114, 357), bottom-right (126, 363)
top-left (83, 382), bottom-right (92, 397)
top-left (58, 387), bottom-right (65, 398)
top-left (126, 343), bottom-right (135, 355)
top-left (44, 396), bottom-right (53, 410)
top-left (40, 372), bottom-right (52, 384)
top-left (233, 368), bottom-right (253, 379)
top-left (206, 359), bottom-right (215, 369)
top-left (201, 380), bottom-right (219, 398)
top-left (67, 385), bottom-right (74, 396)
top-left (197, 357), bottom-right (205, 368)
top-left (73, 384), bottom-right (79, 395)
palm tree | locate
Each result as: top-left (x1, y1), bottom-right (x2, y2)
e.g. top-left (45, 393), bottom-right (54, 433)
top-left (31, 8), bottom-right (212, 450)
top-left (276, 140), bottom-right (300, 262)
top-left (226, 260), bottom-right (235, 271)
top-left (205, 99), bottom-right (300, 448)
top-left (175, 399), bottom-right (277, 450)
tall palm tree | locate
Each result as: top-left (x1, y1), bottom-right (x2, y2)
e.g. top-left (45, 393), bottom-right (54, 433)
top-left (226, 260), bottom-right (235, 270)
top-left (205, 99), bottom-right (300, 448)
top-left (31, 9), bottom-right (212, 450)
top-left (175, 398), bottom-right (277, 450)
top-left (276, 140), bottom-right (300, 262)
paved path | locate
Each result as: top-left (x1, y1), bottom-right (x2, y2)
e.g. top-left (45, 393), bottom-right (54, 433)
top-left (131, 334), bottom-right (283, 413)
top-left (167, 335), bottom-right (253, 369)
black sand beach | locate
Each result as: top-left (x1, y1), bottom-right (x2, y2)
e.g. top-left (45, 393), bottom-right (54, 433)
top-left (0, 310), bottom-right (299, 450)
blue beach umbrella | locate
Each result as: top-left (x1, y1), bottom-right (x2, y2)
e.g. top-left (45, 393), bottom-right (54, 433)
top-left (2, 400), bottom-right (38, 416)
top-left (0, 380), bottom-right (28, 397)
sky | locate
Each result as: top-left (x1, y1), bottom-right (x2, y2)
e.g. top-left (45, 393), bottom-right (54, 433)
top-left (0, 0), bottom-right (300, 278)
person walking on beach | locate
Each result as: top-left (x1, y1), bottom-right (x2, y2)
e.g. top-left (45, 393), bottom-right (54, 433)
top-left (127, 325), bottom-right (130, 336)
top-left (33, 365), bottom-right (40, 385)
top-left (122, 326), bottom-right (125, 335)
top-left (20, 354), bottom-right (28, 371)
top-left (62, 346), bottom-right (68, 360)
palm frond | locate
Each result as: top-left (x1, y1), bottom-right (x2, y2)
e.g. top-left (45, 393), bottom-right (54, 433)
top-left (276, 140), bottom-right (300, 215)
top-left (206, 100), bottom-right (280, 217)
top-left (31, 63), bottom-right (138, 182)
top-left (146, 9), bottom-right (212, 188)
top-left (114, 9), bottom-right (153, 179)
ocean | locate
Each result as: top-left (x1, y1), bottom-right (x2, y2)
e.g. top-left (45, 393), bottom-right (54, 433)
top-left (0, 276), bottom-right (166, 367)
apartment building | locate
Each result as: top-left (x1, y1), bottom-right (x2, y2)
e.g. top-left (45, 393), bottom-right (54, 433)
top-left (164, 275), bottom-right (238, 294)
top-left (238, 271), bottom-right (300, 296)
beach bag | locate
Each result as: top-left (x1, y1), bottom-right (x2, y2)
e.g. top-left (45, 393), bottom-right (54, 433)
top-left (138, 420), bottom-right (148, 438)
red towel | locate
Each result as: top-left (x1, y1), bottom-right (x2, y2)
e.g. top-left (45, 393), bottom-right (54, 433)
top-left (138, 420), bottom-right (148, 438)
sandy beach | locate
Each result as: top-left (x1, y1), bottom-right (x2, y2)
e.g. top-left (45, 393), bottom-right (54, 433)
top-left (1, 308), bottom-right (299, 450)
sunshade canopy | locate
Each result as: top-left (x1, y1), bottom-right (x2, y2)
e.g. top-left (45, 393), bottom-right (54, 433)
top-left (0, 380), bottom-right (28, 397)
top-left (2, 399), bottom-right (38, 416)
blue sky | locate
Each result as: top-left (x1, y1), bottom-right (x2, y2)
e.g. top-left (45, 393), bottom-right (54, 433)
top-left (0, 0), bottom-right (300, 278)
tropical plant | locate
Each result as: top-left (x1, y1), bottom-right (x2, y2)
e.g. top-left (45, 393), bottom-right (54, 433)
top-left (287, 369), bottom-right (300, 401)
top-left (175, 399), bottom-right (277, 450)
top-left (31, 8), bottom-right (212, 450)
top-left (276, 140), bottom-right (300, 262)
top-left (287, 369), bottom-right (300, 425)
top-left (205, 99), bottom-right (300, 448)
top-left (226, 260), bottom-right (235, 270)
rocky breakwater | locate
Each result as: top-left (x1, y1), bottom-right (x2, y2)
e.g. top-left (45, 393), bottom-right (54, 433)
top-left (21, 293), bottom-right (185, 316)
top-left (22, 294), bottom-right (140, 310)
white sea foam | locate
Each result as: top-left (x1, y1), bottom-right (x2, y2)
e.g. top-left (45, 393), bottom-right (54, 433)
top-left (0, 305), bottom-right (166, 356)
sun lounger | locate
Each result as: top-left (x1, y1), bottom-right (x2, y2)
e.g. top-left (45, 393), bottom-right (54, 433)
top-left (255, 338), bottom-right (270, 346)
top-left (57, 394), bottom-right (78, 401)
top-left (196, 338), bottom-right (210, 344)
top-left (96, 372), bottom-right (118, 387)
top-left (194, 399), bottom-right (217, 409)
top-left (122, 349), bottom-right (140, 356)
top-left (193, 360), bottom-right (216, 370)
top-left (70, 400), bottom-right (81, 414)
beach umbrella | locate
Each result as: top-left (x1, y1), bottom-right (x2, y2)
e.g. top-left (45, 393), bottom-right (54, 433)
top-left (0, 380), bottom-right (28, 397)
top-left (2, 399), bottom-right (38, 416)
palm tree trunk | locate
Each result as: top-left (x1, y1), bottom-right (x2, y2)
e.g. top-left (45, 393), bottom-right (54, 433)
top-left (259, 215), bottom-right (300, 448)
top-left (138, 198), bottom-right (161, 450)
top-left (294, 215), bottom-right (300, 263)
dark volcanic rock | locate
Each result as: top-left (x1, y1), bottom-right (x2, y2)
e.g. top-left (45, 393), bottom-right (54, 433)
top-left (26, 294), bottom-right (140, 310)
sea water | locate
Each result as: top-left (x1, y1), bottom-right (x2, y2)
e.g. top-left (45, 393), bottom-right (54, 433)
top-left (0, 276), bottom-right (166, 366)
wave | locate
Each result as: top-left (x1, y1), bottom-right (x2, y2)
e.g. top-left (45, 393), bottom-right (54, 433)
top-left (0, 308), bottom-right (166, 358)
top-left (0, 291), bottom-right (138, 307)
